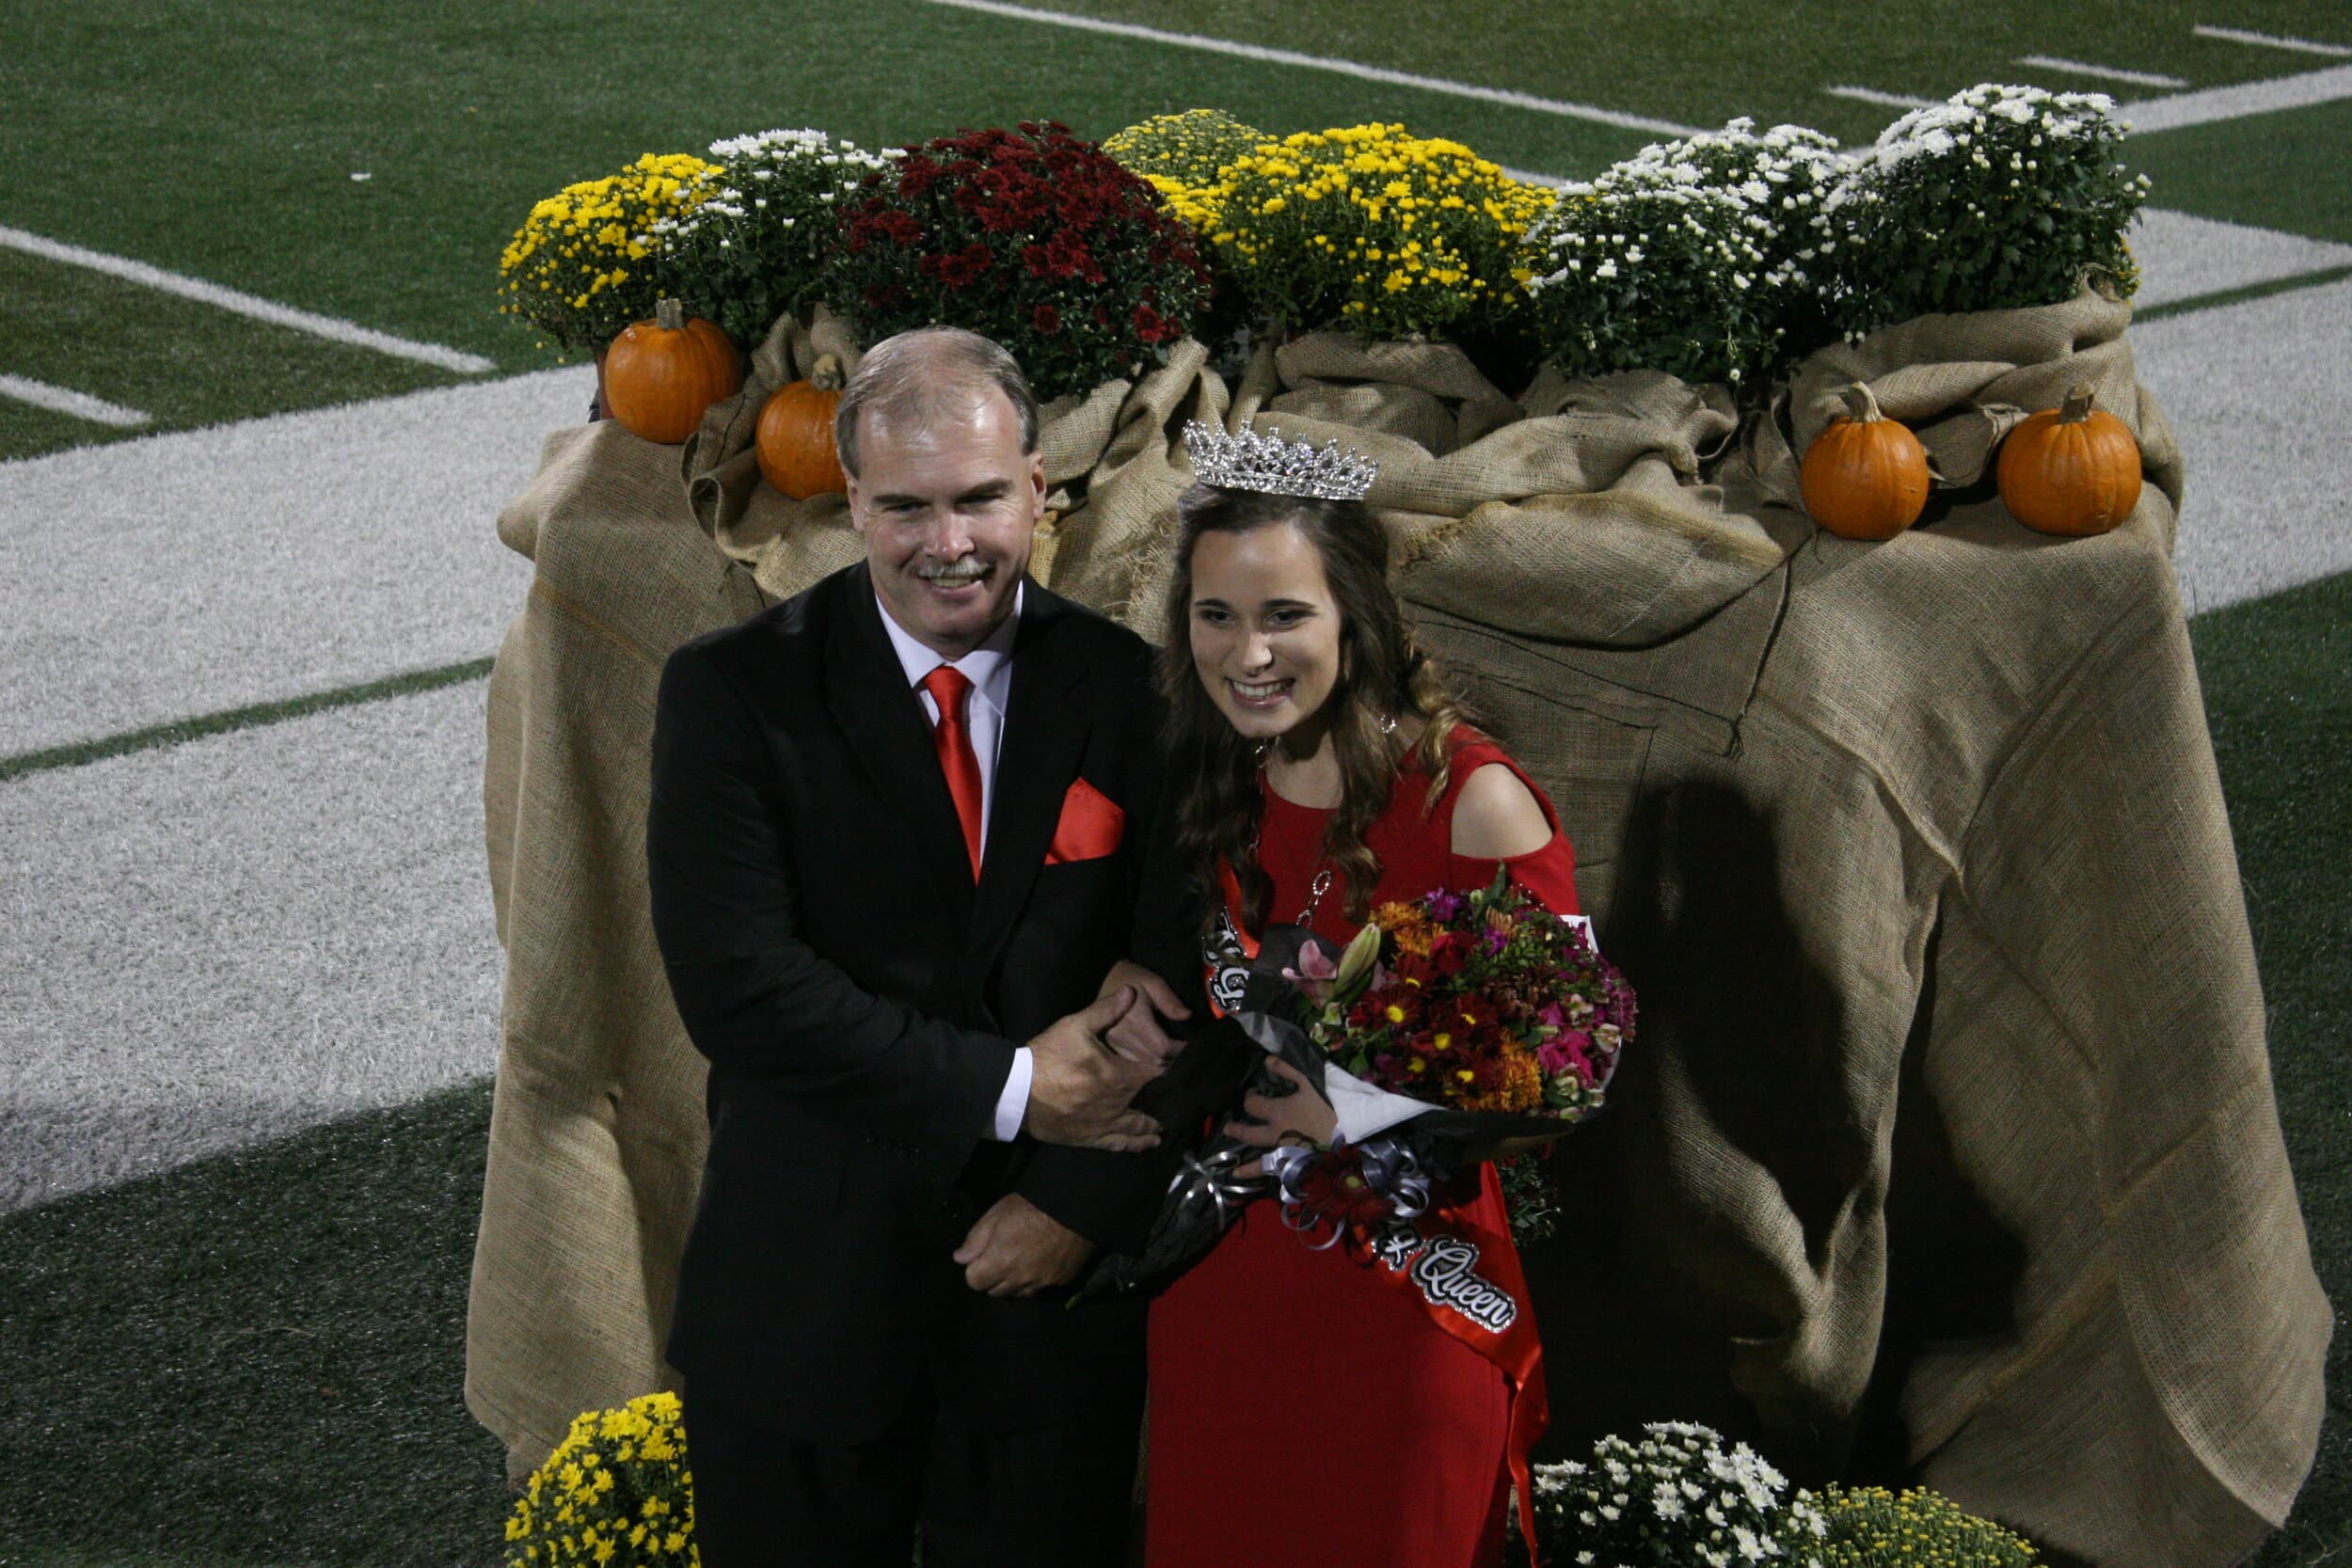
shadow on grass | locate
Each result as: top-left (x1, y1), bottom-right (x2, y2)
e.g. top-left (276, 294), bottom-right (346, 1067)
top-left (0, 1080), bottom-right (511, 1567)
top-left (2196, 570), bottom-right (2352, 1568)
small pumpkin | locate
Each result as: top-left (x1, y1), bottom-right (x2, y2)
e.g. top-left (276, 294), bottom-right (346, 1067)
top-left (1995, 384), bottom-right (2143, 536)
top-left (755, 353), bottom-right (850, 499)
top-left (602, 298), bottom-right (741, 445)
top-left (1800, 383), bottom-right (1931, 541)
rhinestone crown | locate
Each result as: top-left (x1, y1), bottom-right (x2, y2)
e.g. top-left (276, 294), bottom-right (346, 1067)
top-left (1183, 420), bottom-right (1377, 502)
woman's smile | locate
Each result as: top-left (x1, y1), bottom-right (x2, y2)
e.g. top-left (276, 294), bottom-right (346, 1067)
top-left (1226, 675), bottom-right (1295, 709)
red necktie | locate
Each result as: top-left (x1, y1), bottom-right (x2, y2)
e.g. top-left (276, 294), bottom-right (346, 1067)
top-left (921, 665), bottom-right (985, 880)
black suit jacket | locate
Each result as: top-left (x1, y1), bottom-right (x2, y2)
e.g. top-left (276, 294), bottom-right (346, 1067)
top-left (647, 563), bottom-right (1202, 1440)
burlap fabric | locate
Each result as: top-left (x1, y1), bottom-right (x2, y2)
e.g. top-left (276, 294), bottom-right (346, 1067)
top-left (467, 420), bottom-right (767, 1482)
top-left (467, 290), bottom-right (2325, 1563)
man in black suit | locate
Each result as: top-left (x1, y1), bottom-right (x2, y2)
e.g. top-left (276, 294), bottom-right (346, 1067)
top-left (646, 326), bottom-right (1200, 1566)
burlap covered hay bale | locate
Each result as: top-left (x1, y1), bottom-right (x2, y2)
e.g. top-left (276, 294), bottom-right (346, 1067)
top-left (1381, 292), bottom-right (2322, 1567)
top-left (469, 419), bottom-right (765, 1481)
top-left (681, 309), bottom-right (1228, 623)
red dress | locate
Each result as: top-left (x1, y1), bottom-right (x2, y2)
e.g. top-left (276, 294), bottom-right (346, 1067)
top-left (1144, 731), bottom-right (1581, 1568)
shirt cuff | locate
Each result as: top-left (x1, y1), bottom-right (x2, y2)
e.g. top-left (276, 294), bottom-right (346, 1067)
top-left (990, 1046), bottom-right (1034, 1142)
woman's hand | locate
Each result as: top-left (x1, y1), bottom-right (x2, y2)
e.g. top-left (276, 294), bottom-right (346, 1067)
top-left (1223, 1056), bottom-right (1337, 1178)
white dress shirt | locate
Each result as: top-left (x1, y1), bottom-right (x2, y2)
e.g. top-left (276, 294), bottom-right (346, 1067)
top-left (874, 586), bottom-right (1034, 1142)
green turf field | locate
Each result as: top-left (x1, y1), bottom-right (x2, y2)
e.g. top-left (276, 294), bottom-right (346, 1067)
top-left (3, 1), bottom-right (2345, 1563)
top-left (6, 0), bottom-right (2352, 456)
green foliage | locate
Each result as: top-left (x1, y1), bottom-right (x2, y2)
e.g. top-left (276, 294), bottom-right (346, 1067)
top-left (1813, 84), bottom-right (2149, 338)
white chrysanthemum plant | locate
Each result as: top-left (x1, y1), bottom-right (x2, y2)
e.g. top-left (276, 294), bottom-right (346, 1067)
top-left (1811, 83), bottom-right (2149, 340)
top-left (1520, 119), bottom-right (1843, 389)
top-left (652, 128), bottom-right (899, 347)
top-left (1520, 1420), bottom-right (1828, 1568)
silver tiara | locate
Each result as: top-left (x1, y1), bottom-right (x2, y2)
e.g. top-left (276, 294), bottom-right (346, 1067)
top-left (1183, 420), bottom-right (1377, 502)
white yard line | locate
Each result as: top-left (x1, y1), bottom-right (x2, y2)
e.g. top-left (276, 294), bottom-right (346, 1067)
top-left (1824, 85), bottom-right (1938, 111)
top-left (2129, 208), bottom-right (2352, 309)
top-left (2015, 54), bottom-right (2188, 90)
top-left (2193, 24), bottom-right (2352, 59)
top-left (0, 681), bottom-right (501, 1212)
top-left (2120, 62), bottom-right (2352, 133)
top-left (2135, 277), bottom-right (2352, 613)
top-left (0, 373), bottom-right (151, 428)
top-left (919, 0), bottom-right (1705, 135)
top-left (0, 224), bottom-right (496, 375)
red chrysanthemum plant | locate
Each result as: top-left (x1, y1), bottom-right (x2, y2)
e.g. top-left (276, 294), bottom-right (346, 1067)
top-left (823, 120), bottom-right (1212, 401)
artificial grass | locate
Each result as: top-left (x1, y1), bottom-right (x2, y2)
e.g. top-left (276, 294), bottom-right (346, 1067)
top-left (2194, 567), bottom-right (2352, 1568)
top-left (2126, 95), bottom-right (2352, 246)
top-left (0, 1080), bottom-right (512, 1567)
top-left (0, 247), bottom-right (454, 463)
top-left (0, 657), bottom-right (492, 783)
top-left (6, 0), bottom-right (2348, 459)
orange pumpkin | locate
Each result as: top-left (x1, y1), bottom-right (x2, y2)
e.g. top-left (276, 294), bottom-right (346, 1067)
top-left (1996, 384), bottom-right (2143, 536)
top-left (1800, 382), bottom-right (1931, 541)
top-left (755, 353), bottom-right (850, 499)
top-left (603, 298), bottom-right (741, 445)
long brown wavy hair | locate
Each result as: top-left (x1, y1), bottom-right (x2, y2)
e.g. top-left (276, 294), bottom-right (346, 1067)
top-left (1159, 483), bottom-right (1476, 934)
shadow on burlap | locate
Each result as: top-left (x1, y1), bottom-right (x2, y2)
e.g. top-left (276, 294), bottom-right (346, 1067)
top-left (469, 289), bottom-right (2325, 1567)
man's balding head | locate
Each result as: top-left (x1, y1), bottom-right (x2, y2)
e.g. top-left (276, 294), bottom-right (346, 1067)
top-left (834, 326), bottom-right (1041, 481)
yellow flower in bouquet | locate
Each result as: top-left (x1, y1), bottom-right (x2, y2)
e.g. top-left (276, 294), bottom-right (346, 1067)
top-left (1201, 122), bottom-right (1548, 340)
top-left (503, 1391), bottom-right (699, 1565)
top-left (497, 152), bottom-right (717, 356)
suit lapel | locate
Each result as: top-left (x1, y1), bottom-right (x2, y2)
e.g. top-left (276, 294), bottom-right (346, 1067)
top-left (970, 583), bottom-right (1091, 965)
top-left (825, 566), bottom-right (977, 914)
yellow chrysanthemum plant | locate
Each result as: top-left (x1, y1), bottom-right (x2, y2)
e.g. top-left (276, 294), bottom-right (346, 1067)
top-left (497, 152), bottom-right (718, 358)
top-left (1103, 108), bottom-right (1265, 234)
top-left (503, 1392), bottom-right (699, 1567)
top-left (1200, 122), bottom-right (1549, 342)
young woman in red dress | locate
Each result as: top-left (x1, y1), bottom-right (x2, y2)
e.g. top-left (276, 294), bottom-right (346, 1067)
top-left (1141, 448), bottom-right (1581, 1568)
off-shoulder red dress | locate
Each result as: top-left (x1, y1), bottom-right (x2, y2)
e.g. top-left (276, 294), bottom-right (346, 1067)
top-left (1143, 730), bottom-right (1581, 1568)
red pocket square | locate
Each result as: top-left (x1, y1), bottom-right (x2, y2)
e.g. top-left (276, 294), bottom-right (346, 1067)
top-left (1045, 777), bottom-right (1126, 864)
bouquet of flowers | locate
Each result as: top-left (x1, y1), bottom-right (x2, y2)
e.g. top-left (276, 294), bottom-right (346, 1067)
top-left (650, 129), bottom-right (896, 348)
top-left (1514, 1422), bottom-right (1826, 1568)
top-left (503, 1391), bottom-right (697, 1565)
top-left (1080, 872), bottom-right (1629, 1296)
top-left (1282, 875), bottom-right (1628, 1137)
top-left (823, 119), bottom-right (1210, 402)
top-left (1201, 121), bottom-right (1549, 341)
top-left (496, 152), bottom-right (717, 357)
top-left (1811, 83), bottom-right (2148, 338)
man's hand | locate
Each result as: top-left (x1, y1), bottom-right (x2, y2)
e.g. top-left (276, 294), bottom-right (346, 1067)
top-left (952, 1193), bottom-right (1093, 1298)
top-left (1095, 959), bottom-right (1191, 1066)
top-left (1025, 986), bottom-right (1168, 1152)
